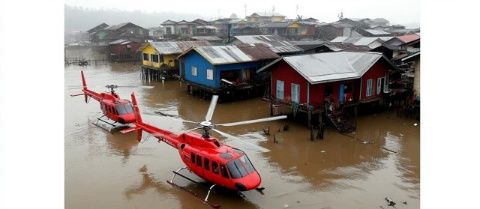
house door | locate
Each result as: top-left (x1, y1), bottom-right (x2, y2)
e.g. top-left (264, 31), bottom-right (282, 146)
top-left (276, 80), bottom-right (284, 100)
top-left (291, 83), bottom-right (300, 104)
top-left (339, 84), bottom-right (345, 104)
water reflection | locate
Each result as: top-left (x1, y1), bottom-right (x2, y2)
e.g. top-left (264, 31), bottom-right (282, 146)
top-left (105, 131), bottom-right (139, 164)
top-left (125, 165), bottom-right (259, 209)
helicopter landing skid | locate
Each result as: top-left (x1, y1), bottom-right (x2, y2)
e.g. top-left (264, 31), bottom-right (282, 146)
top-left (92, 116), bottom-right (129, 133)
top-left (167, 167), bottom-right (221, 209)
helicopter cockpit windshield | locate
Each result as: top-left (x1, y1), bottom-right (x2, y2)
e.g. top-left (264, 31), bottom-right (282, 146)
top-left (226, 154), bottom-right (255, 179)
top-left (115, 102), bottom-right (134, 115)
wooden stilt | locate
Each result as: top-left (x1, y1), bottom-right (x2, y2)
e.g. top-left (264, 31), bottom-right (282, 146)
top-left (307, 108), bottom-right (312, 128)
top-left (354, 104), bottom-right (358, 128)
top-left (270, 102), bottom-right (273, 116)
top-left (318, 111), bottom-right (324, 140)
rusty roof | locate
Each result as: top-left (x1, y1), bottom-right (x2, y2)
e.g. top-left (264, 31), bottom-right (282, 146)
top-left (234, 35), bottom-right (302, 54)
top-left (140, 41), bottom-right (211, 55)
top-left (397, 34), bottom-right (420, 44)
top-left (179, 44), bottom-right (279, 65)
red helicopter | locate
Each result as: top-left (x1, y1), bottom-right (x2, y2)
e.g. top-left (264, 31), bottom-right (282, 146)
top-left (71, 71), bottom-right (136, 130)
top-left (122, 93), bottom-right (287, 207)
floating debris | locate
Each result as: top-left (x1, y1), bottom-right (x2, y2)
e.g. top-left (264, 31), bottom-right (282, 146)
top-left (385, 197), bottom-right (396, 206)
top-left (263, 127), bottom-right (270, 136)
top-left (413, 123), bottom-right (418, 126)
top-left (321, 150), bottom-right (326, 153)
top-left (381, 147), bottom-right (397, 153)
top-left (284, 204), bottom-right (289, 208)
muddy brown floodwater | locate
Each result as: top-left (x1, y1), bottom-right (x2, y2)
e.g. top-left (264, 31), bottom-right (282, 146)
top-left (65, 56), bottom-right (419, 209)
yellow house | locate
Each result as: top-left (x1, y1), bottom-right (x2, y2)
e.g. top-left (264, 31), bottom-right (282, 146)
top-left (139, 41), bottom-right (210, 70)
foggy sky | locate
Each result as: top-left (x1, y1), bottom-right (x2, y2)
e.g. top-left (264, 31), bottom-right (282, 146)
top-left (65, 0), bottom-right (419, 26)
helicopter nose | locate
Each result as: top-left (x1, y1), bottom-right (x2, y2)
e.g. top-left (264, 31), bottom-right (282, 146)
top-left (121, 113), bottom-right (136, 124)
top-left (237, 171), bottom-right (262, 191)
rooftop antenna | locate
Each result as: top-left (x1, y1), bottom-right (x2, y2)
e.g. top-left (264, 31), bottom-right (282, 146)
top-left (338, 11), bottom-right (344, 20)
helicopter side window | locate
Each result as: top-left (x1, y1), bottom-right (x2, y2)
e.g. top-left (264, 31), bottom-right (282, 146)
top-left (212, 161), bottom-right (219, 174)
top-left (220, 165), bottom-right (229, 178)
top-left (196, 155), bottom-right (202, 167)
top-left (204, 158), bottom-right (210, 171)
top-left (191, 153), bottom-right (196, 164)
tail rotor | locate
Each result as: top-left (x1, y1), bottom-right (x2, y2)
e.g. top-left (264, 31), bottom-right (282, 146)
top-left (81, 71), bottom-right (88, 103)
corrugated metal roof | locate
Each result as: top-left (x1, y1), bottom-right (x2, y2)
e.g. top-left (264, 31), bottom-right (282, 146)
top-left (290, 40), bottom-right (325, 46)
top-left (236, 44), bottom-right (280, 60)
top-left (191, 36), bottom-right (222, 41)
top-left (234, 35), bottom-right (302, 53)
top-left (259, 22), bottom-right (290, 28)
top-left (331, 36), bottom-right (393, 48)
top-left (146, 41), bottom-right (211, 55)
top-left (105, 23), bottom-right (130, 31)
top-left (109, 39), bottom-right (131, 45)
top-left (353, 37), bottom-right (382, 46)
top-left (331, 36), bottom-right (349, 42)
top-left (324, 42), bottom-right (371, 52)
top-left (258, 52), bottom-right (387, 84)
top-left (182, 44), bottom-right (279, 65)
top-left (365, 29), bottom-right (391, 35)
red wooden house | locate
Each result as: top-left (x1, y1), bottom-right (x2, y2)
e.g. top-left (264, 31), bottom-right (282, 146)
top-left (258, 52), bottom-right (397, 117)
top-left (108, 39), bottom-right (142, 62)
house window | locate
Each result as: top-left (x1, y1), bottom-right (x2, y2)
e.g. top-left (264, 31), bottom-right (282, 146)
top-left (206, 69), bottom-right (213, 80)
top-left (191, 66), bottom-right (197, 76)
top-left (143, 53), bottom-right (149, 61)
top-left (291, 83), bottom-right (300, 103)
top-left (377, 77), bottom-right (383, 95)
top-left (151, 54), bottom-right (159, 63)
top-left (366, 79), bottom-right (373, 97)
top-left (276, 80), bottom-right (284, 100)
top-left (159, 54), bottom-right (164, 63)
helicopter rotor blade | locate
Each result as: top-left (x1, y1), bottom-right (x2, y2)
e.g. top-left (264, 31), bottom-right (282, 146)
top-left (116, 85), bottom-right (154, 89)
top-left (205, 95), bottom-right (219, 122)
top-left (144, 112), bottom-right (199, 124)
top-left (217, 115), bottom-right (288, 127)
top-left (211, 128), bottom-right (270, 152)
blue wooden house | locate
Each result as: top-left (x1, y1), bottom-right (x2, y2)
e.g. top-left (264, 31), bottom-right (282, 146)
top-left (178, 44), bottom-right (279, 98)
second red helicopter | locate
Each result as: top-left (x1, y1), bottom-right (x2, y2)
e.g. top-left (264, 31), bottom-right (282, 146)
top-left (122, 92), bottom-right (287, 207)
